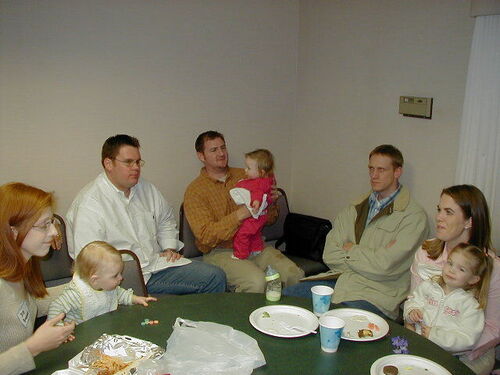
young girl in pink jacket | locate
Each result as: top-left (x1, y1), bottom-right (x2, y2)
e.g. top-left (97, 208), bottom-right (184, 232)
top-left (410, 185), bottom-right (499, 375)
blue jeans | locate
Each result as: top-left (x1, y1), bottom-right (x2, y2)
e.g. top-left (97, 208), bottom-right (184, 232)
top-left (146, 260), bottom-right (226, 295)
top-left (282, 280), bottom-right (387, 319)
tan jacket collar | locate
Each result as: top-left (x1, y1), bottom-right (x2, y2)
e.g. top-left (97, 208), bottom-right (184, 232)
top-left (352, 185), bottom-right (410, 212)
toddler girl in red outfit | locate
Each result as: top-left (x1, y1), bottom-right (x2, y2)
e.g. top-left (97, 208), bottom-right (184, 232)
top-left (230, 149), bottom-right (275, 259)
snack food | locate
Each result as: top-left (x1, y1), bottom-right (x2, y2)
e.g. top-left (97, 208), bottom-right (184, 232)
top-left (382, 364), bottom-right (399, 375)
top-left (358, 329), bottom-right (373, 338)
top-left (90, 353), bottom-right (129, 375)
top-left (69, 334), bottom-right (164, 375)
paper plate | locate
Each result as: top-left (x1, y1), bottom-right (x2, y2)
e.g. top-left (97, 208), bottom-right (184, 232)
top-left (370, 354), bottom-right (452, 375)
top-left (249, 305), bottom-right (319, 338)
top-left (323, 308), bottom-right (389, 341)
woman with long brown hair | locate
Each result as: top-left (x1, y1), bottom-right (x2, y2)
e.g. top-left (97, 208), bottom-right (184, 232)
top-left (410, 184), bottom-right (499, 375)
top-left (0, 182), bottom-right (75, 374)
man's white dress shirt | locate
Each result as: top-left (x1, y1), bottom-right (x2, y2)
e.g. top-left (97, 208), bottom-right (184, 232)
top-left (66, 172), bottom-right (189, 282)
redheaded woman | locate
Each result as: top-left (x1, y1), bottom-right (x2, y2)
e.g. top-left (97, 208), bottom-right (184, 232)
top-left (0, 182), bottom-right (75, 375)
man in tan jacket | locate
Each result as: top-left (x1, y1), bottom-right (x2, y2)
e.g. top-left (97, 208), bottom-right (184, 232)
top-left (284, 145), bottom-right (428, 320)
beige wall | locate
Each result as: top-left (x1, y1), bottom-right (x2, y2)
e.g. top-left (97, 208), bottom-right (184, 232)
top-left (0, 0), bottom-right (298, 215)
top-left (2, 0), bottom-right (493, 246)
top-left (292, 0), bottom-right (477, 242)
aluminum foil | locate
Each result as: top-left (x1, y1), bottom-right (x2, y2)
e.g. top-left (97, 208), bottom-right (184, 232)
top-left (70, 334), bottom-right (165, 374)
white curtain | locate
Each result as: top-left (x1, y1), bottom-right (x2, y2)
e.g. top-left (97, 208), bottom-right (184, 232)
top-left (455, 15), bottom-right (500, 250)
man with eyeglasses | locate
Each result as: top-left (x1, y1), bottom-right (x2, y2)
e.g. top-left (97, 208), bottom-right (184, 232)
top-left (66, 134), bottom-right (226, 295)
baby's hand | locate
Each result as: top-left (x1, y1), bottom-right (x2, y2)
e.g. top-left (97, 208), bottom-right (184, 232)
top-left (408, 309), bottom-right (423, 323)
top-left (251, 200), bottom-right (260, 214)
top-left (404, 322), bottom-right (416, 332)
top-left (421, 324), bottom-right (431, 338)
top-left (64, 321), bottom-right (76, 342)
top-left (132, 295), bottom-right (157, 307)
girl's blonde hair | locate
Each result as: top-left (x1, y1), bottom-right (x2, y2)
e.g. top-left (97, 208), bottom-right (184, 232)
top-left (436, 243), bottom-right (493, 309)
top-left (74, 241), bottom-right (122, 282)
top-left (245, 149), bottom-right (274, 177)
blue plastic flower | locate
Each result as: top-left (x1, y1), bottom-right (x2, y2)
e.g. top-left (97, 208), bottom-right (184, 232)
top-left (391, 336), bottom-right (409, 354)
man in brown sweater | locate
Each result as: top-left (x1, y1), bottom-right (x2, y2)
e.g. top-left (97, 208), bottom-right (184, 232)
top-left (184, 131), bottom-right (304, 292)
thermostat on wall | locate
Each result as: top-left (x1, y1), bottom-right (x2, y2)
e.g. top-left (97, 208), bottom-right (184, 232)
top-left (399, 96), bottom-right (433, 119)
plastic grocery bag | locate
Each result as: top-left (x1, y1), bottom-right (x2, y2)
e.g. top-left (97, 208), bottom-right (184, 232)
top-left (159, 317), bottom-right (266, 375)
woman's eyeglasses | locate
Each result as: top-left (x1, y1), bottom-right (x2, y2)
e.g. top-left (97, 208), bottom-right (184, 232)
top-left (32, 217), bottom-right (57, 232)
